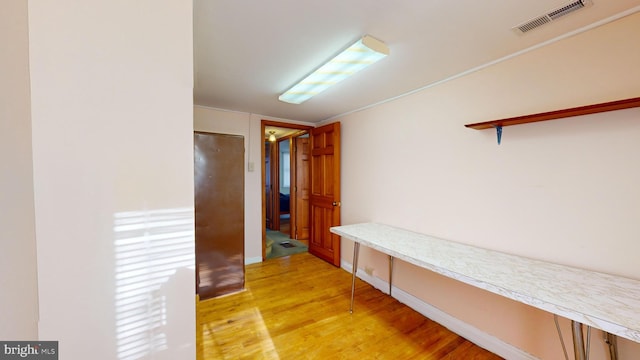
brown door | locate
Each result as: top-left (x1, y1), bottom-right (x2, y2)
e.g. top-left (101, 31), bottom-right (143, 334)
top-left (269, 141), bottom-right (280, 230)
top-left (293, 136), bottom-right (310, 240)
top-left (194, 132), bottom-right (245, 299)
top-left (265, 141), bottom-right (273, 230)
top-left (309, 122), bottom-right (341, 266)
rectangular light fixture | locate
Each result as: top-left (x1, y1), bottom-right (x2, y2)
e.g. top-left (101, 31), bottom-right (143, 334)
top-left (278, 35), bottom-right (389, 104)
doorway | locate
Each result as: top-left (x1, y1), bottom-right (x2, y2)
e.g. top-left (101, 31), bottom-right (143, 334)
top-left (261, 120), bottom-right (342, 266)
top-left (262, 120), bottom-right (313, 260)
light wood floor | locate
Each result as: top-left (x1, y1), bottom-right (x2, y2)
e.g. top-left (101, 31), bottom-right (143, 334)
top-left (197, 252), bottom-right (503, 360)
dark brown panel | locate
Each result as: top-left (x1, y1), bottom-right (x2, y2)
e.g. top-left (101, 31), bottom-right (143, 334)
top-left (194, 132), bottom-right (244, 299)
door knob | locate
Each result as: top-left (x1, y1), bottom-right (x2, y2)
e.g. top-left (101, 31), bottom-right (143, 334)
top-left (332, 201), bottom-right (341, 207)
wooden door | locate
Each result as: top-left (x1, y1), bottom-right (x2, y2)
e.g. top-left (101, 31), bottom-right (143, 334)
top-left (265, 141), bottom-right (281, 230)
top-left (194, 132), bottom-right (245, 299)
top-left (293, 136), bottom-right (310, 240)
top-left (265, 142), bottom-right (273, 230)
top-left (309, 122), bottom-right (341, 266)
top-left (270, 141), bottom-right (280, 230)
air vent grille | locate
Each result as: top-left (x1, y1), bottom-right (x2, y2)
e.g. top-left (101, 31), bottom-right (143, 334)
top-left (513, 0), bottom-right (593, 34)
top-left (517, 16), bottom-right (551, 33)
top-left (548, 0), bottom-right (587, 19)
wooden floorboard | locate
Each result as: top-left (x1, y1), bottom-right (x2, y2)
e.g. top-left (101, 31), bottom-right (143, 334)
top-left (197, 252), bottom-right (503, 360)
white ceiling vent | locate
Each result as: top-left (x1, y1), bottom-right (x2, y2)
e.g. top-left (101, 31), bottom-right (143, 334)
top-left (513, 0), bottom-right (593, 34)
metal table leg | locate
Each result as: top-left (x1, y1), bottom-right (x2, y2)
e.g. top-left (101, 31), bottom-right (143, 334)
top-left (571, 321), bottom-right (587, 360)
top-left (388, 255), bottom-right (394, 296)
top-left (605, 332), bottom-right (618, 360)
top-left (349, 242), bottom-right (360, 313)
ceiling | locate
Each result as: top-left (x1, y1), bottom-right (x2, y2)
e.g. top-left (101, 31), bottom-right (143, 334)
top-left (194, 1), bottom-right (640, 124)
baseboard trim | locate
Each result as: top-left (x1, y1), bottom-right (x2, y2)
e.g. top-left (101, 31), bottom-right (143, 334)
top-left (245, 256), bottom-right (262, 265)
top-left (341, 259), bottom-right (538, 360)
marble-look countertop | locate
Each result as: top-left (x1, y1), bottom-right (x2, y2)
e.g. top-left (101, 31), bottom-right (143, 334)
top-left (330, 222), bottom-right (640, 343)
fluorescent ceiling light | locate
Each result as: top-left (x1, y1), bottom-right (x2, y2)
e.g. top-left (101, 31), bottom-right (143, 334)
top-left (278, 35), bottom-right (389, 105)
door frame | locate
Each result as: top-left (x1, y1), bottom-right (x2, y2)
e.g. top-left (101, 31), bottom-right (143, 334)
top-left (261, 120), bottom-right (313, 259)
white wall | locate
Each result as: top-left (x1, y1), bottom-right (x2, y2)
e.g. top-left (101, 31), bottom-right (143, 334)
top-left (337, 12), bottom-right (640, 359)
top-left (0, 0), bottom-right (39, 340)
top-left (194, 106), bottom-right (314, 263)
top-left (28, 0), bottom-right (195, 359)
top-left (191, 11), bottom-right (640, 359)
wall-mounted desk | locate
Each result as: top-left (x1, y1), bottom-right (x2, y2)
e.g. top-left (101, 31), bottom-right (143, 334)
top-left (330, 222), bottom-right (640, 360)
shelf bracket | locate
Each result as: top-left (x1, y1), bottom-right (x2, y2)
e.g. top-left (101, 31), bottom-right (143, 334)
top-left (494, 125), bottom-right (502, 145)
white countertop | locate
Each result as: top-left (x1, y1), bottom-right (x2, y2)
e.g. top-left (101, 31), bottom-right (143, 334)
top-left (330, 222), bottom-right (640, 342)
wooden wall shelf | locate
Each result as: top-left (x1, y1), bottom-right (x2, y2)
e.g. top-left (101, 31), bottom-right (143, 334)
top-left (465, 96), bottom-right (640, 130)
